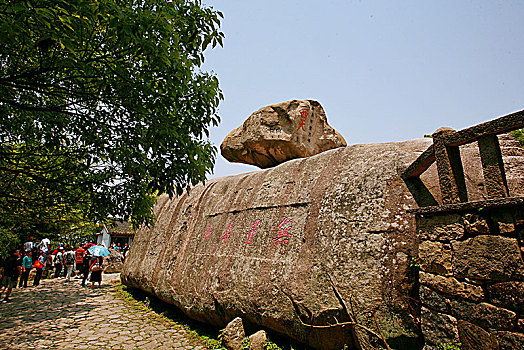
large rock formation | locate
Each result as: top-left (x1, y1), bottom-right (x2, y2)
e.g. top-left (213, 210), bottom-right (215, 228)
top-left (220, 100), bottom-right (347, 168)
top-left (121, 136), bottom-right (523, 350)
top-left (103, 249), bottom-right (123, 273)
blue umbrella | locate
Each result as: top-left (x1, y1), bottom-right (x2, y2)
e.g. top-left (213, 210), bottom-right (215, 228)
top-left (88, 245), bottom-right (110, 257)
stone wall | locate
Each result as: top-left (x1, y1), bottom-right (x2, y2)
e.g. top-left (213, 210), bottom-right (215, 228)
top-left (415, 199), bottom-right (524, 350)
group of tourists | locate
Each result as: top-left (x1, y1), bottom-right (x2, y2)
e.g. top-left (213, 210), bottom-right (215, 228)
top-left (0, 237), bottom-right (126, 303)
top-left (47, 245), bottom-right (104, 287)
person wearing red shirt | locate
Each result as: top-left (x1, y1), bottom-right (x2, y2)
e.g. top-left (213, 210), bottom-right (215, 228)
top-left (75, 245), bottom-right (86, 278)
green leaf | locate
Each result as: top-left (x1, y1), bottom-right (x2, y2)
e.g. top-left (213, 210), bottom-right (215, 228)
top-left (0, 0), bottom-right (224, 230)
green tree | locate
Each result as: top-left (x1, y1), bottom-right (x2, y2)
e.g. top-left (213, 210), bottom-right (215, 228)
top-left (0, 0), bottom-right (224, 228)
top-left (509, 128), bottom-right (524, 147)
top-left (0, 140), bottom-right (100, 255)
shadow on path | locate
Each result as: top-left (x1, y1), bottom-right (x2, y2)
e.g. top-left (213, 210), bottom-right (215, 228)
top-left (0, 275), bottom-right (121, 349)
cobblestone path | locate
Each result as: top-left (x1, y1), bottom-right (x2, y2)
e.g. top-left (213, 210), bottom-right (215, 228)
top-left (0, 274), bottom-right (205, 350)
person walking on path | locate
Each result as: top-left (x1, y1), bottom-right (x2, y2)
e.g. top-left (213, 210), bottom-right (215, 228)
top-left (89, 256), bottom-right (103, 288)
top-left (122, 243), bottom-right (130, 260)
top-left (75, 245), bottom-right (85, 277)
top-left (33, 251), bottom-right (45, 286)
top-left (2, 249), bottom-right (21, 302)
top-left (38, 237), bottom-right (50, 256)
top-left (80, 252), bottom-right (91, 287)
top-left (64, 247), bottom-right (76, 282)
top-left (24, 237), bottom-right (34, 253)
top-left (18, 251), bottom-right (32, 288)
top-left (54, 248), bottom-right (64, 278)
top-left (44, 252), bottom-right (53, 279)
top-left (25, 236), bottom-right (38, 270)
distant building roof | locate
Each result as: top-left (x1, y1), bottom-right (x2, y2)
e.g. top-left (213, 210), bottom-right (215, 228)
top-left (97, 221), bottom-right (135, 236)
top-left (109, 221), bottom-right (134, 235)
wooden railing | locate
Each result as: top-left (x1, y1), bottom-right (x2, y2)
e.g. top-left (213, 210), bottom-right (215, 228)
top-left (402, 110), bottom-right (524, 207)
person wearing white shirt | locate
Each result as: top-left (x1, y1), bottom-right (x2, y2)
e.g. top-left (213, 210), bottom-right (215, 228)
top-left (38, 238), bottom-right (50, 254)
top-left (24, 237), bottom-right (34, 253)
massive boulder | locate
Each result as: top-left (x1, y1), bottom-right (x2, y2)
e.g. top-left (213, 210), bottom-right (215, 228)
top-left (220, 100), bottom-right (347, 168)
top-left (103, 249), bottom-right (123, 273)
top-left (121, 136), bottom-right (523, 350)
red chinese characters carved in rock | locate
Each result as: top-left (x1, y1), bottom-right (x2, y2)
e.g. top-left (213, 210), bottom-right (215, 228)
top-left (244, 219), bottom-right (261, 244)
top-left (221, 221), bottom-right (234, 243)
top-left (203, 225), bottom-right (213, 241)
top-left (298, 109), bottom-right (308, 131)
top-left (273, 217), bottom-right (293, 245)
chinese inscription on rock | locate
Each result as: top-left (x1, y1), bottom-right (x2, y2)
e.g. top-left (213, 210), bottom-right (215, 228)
top-left (244, 219), bottom-right (261, 244)
top-left (221, 221), bottom-right (234, 243)
top-left (201, 218), bottom-right (297, 246)
top-left (273, 217), bottom-right (293, 245)
top-left (298, 109), bottom-right (309, 132)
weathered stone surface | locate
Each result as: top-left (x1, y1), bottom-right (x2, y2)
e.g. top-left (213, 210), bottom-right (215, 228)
top-left (487, 282), bottom-right (524, 313)
top-left (463, 214), bottom-right (490, 235)
top-left (451, 300), bottom-right (516, 331)
top-left (404, 133), bottom-right (524, 208)
top-left (452, 235), bottom-right (524, 281)
top-left (478, 134), bottom-right (510, 199)
top-left (489, 209), bottom-right (518, 234)
top-left (420, 286), bottom-right (450, 313)
top-left (220, 100), bottom-right (346, 168)
top-left (457, 320), bottom-right (498, 350)
top-left (416, 214), bottom-right (465, 241)
top-left (221, 317), bottom-right (246, 350)
top-left (103, 249), bottom-right (124, 274)
top-left (121, 136), bottom-right (524, 350)
top-left (433, 128), bottom-right (468, 204)
top-left (421, 307), bottom-right (459, 347)
top-left (419, 272), bottom-right (484, 301)
top-left (460, 134), bottom-right (524, 199)
top-left (494, 331), bottom-right (524, 350)
top-left (418, 241), bottom-right (453, 275)
top-left (248, 330), bottom-right (267, 350)
top-left (123, 139), bottom-right (438, 349)
top-left (499, 133), bottom-right (524, 199)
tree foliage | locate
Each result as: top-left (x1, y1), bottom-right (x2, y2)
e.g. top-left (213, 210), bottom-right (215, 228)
top-left (0, 0), bottom-right (224, 228)
top-left (509, 128), bottom-right (524, 147)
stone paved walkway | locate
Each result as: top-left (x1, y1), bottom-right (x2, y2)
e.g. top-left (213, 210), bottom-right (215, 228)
top-left (0, 273), bottom-right (205, 350)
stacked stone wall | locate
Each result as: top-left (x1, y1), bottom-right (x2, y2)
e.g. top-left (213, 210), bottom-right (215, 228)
top-left (416, 202), bottom-right (524, 350)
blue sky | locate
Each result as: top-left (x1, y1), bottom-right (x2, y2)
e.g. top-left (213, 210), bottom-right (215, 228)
top-left (200, 1), bottom-right (524, 178)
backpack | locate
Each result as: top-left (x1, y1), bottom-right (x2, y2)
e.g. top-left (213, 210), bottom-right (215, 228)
top-left (64, 252), bottom-right (74, 265)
